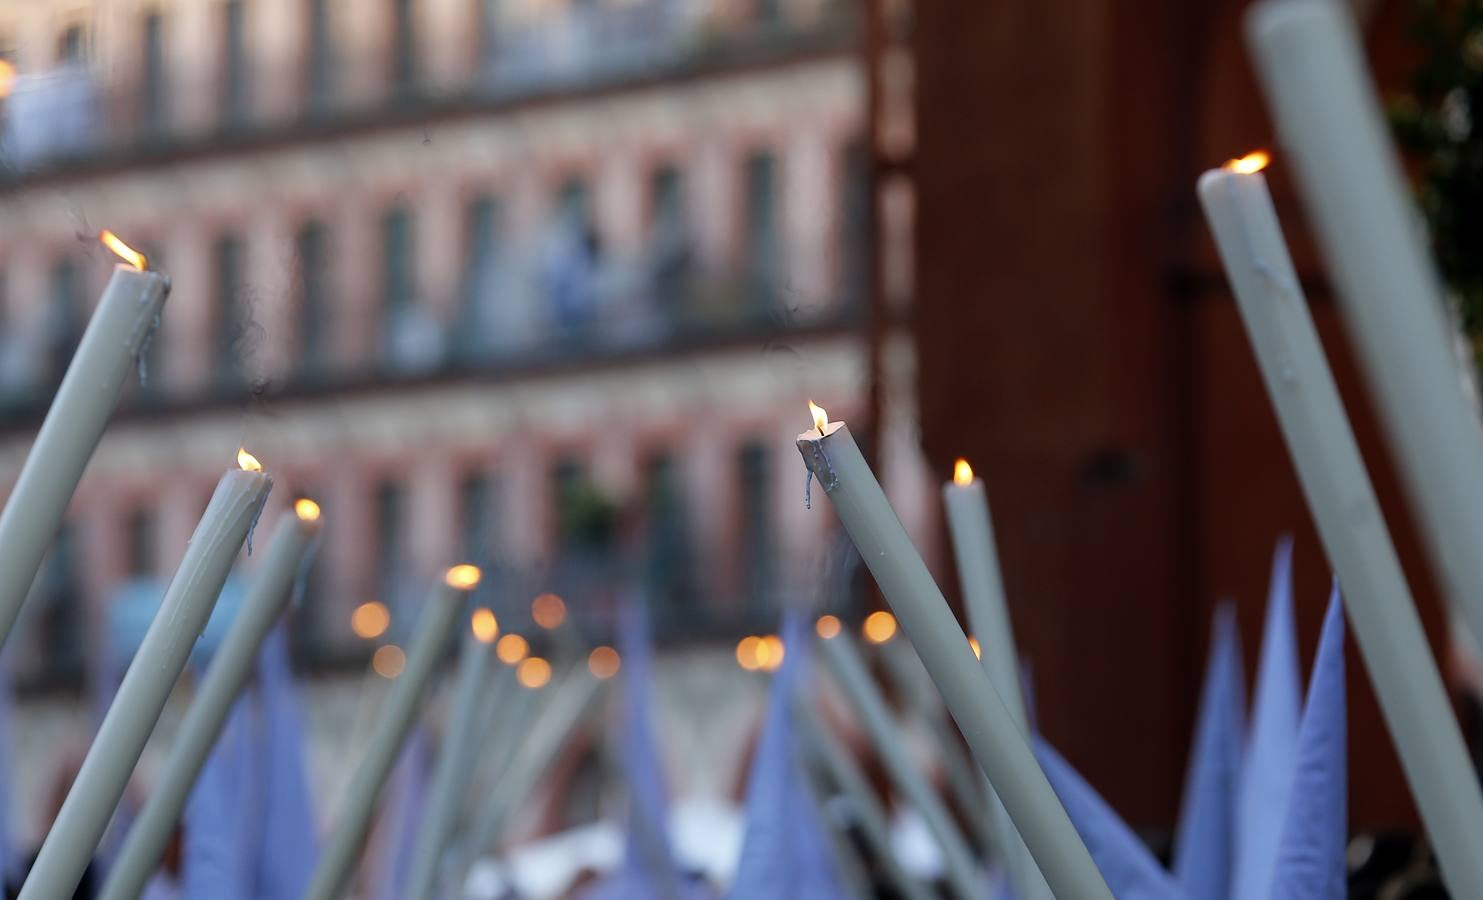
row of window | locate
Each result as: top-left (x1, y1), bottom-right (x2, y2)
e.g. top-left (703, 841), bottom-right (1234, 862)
top-left (0, 145), bottom-right (817, 396)
top-left (7, 0), bottom-right (807, 141)
top-left (12, 434), bottom-right (781, 685)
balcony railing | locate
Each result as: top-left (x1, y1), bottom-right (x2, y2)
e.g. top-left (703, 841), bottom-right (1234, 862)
top-left (0, 2), bottom-right (856, 180)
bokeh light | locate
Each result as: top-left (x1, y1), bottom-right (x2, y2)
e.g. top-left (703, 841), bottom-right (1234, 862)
top-left (863, 610), bottom-right (898, 644)
top-left (758, 635), bottom-right (785, 672)
top-left (532, 593), bottom-right (566, 630)
top-left (497, 633), bottom-right (529, 665)
top-left (351, 602), bottom-right (390, 640)
top-left (372, 645), bottom-right (405, 678)
top-left (736, 636), bottom-right (763, 671)
top-left (815, 615), bottom-right (841, 639)
top-left (588, 646), bottom-right (621, 679)
top-left (518, 656), bottom-right (552, 689)
top-left (471, 608), bottom-right (499, 644)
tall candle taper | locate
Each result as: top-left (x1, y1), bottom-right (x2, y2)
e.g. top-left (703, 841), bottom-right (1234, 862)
top-left (1198, 157), bottom-right (1483, 894)
top-left (19, 451), bottom-right (271, 900)
top-left (98, 500), bottom-right (323, 900)
top-left (793, 669), bottom-right (935, 900)
top-left (0, 234), bottom-right (168, 650)
top-left (818, 630), bottom-right (985, 900)
top-left (304, 564), bottom-right (481, 900)
top-left (403, 613), bottom-right (500, 900)
top-left (1245, 0), bottom-right (1483, 698)
top-left (462, 667), bottom-right (603, 871)
top-left (942, 458), bottom-right (1050, 900)
top-left (798, 404), bottom-right (1111, 900)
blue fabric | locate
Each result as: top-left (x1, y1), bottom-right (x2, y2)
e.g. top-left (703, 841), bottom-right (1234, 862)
top-left (371, 727), bottom-right (428, 900)
top-left (1174, 603), bottom-right (1245, 900)
top-left (1033, 740), bottom-right (1181, 900)
top-left (1233, 537), bottom-right (1301, 900)
top-left (1270, 587), bottom-right (1346, 900)
top-left (617, 596), bottom-right (680, 887)
top-left (253, 624), bottom-right (320, 899)
top-left (182, 696), bottom-right (261, 900)
top-left (728, 614), bottom-right (846, 899)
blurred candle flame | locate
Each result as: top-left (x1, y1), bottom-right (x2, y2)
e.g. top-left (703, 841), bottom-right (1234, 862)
top-left (294, 498), bottom-right (321, 522)
top-left (496, 633), bottom-right (529, 665)
top-left (969, 636), bottom-right (982, 660)
top-left (588, 646), bottom-right (621, 679)
top-left (953, 458), bottom-right (974, 486)
top-left (0, 60), bottom-right (15, 100)
top-left (863, 610), bottom-right (898, 644)
top-left (758, 635), bottom-right (785, 672)
top-left (531, 592), bottom-right (566, 630)
top-left (736, 636), bottom-right (763, 671)
top-left (100, 230), bottom-right (148, 271)
top-left (471, 608), bottom-right (499, 644)
top-left (1225, 150), bottom-right (1270, 175)
top-left (445, 564), bottom-right (482, 589)
top-left (517, 656), bottom-right (552, 689)
top-left (372, 645), bottom-right (405, 678)
top-left (237, 448), bottom-right (263, 472)
top-left (351, 602), bottom-right (390, 640)
top-left (815, 615), bottom-right (842, 640)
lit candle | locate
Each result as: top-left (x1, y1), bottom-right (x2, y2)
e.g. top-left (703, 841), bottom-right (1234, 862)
top-left (0, 233), bottom-right (169, 650)
top-left (1198, 156), bottom-right (1483, 894)
top-left (403, 615), bottom-right (500, 900)
top-left (942, 458), bottom-right (1051, 900)
top-left (303, 565), bottom-right (482, 900)
top-left (817, 630), bottom-right (986, 900)
top-left (1246, 0), bottom-right (1483, 736)
top-left (19, 452), bottom-right (271, 900)
top-left (874, 633), bottom-right (995, 855)
top-left (461, 669), bottom-right (604, 871)
top-left (97, 501), bottom-right (322, 900)
top-left (798, 404), bottom-right (1111, 899)
top-left (793, 674), bottom-right (935, 900)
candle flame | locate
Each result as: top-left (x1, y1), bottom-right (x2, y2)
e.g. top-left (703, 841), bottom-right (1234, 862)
top-left (445, 564), bottom-right (482, 589)
top-left (863, 610), bottom-right (898, 644)
top-left (588, 645), bottom-right (621, 679)
top-left (0, 60), bottom-right (15, 100)
top-left (496, 633), bottom-right (529, 665)
top-left (736, 636), bottom-right (763, 671)
top-left (237, 448), bottom-right (263, 472)
top-left (100, 230), bottom-right (148, 271)
top-left (531, 592), bottom-right (566, 630)
top-left (953, 458), bottom-right (974, 486)
top-left (969, 636), bottom-right (982, 660)
top-left (372, 645), bottom-right (406, 679)
top-left (517, 656), bottom-right (552, 689)
top-left (294, 498), bottom-right (321, 522)
top-left (471, 608), bottom-right (499, 643)
top-left (816, 615), bottom-right (842, 640)
top-left (351, 601), bottom-right (390, 640)
top-left (808, 400), bottom-right (829, 433)
top-left (1224, 150), bottom-right (1270, 175)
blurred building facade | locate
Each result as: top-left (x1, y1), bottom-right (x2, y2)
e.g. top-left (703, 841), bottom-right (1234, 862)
top-left (0, 0), bottom-right (933, 697)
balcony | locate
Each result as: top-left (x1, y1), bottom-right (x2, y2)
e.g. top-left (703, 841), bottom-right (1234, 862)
top-left (0, 1), bottom-right (857, 184)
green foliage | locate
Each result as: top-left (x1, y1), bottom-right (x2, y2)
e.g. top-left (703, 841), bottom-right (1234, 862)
top-left (1393, 1), bottom-right (1483, 343)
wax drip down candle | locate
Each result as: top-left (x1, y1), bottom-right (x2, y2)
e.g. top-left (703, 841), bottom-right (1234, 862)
top-left (0, 232), bottom-right (169, 653)
top-left (797, 402), bottom-right (1113, 900)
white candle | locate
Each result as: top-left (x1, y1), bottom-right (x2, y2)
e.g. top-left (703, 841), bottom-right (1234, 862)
top-left (0, 242), bottom-right (169, 650)
top-left (792, 685), bottom-right (935, 900)
top-left (875, 636), bottom-right (995, 854)
top-left (19, 455), bottom-right (271, 900)
top-left (303, 565), bottom-right (482, 900)
top-left (98, 502), bottom-right (322, 900)
top-left (797, 408), bottom-right (1111, 900)
top-left (817, 631), bottom-right (985, 900)
top-left (1198, 159), bottom-right (1483, 895)
top-left (403, 622), bottom-right (499, 900)
top-left (942, 460), bottom-right (1051, 900)
top-left (1245, 0), bottom-right (1483, 705)
top-left (461, 670), bottom-right (605, 870)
